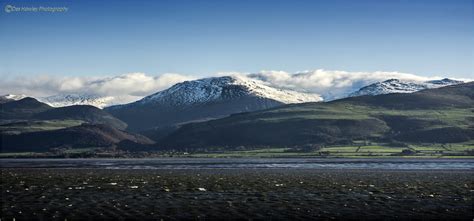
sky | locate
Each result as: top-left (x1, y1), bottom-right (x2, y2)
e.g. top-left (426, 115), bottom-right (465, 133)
top-left (0, 0), bottom-right (472, 102)
top-left (0, 0), bottom-right (472, 79)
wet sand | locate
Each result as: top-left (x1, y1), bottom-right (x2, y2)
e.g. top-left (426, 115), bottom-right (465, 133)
top-left (1, 169), bottom-right (472, 220)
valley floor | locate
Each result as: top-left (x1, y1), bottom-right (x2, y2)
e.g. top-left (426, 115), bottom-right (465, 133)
top-left (1, 143), bottom-right (473, 158)
top-left (1, 168), bottom-right (472, 220)
top-left (186, 144), bottom-right (474, 158)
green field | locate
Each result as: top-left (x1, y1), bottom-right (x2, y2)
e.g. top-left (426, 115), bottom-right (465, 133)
top-left (1, 143), bottom-right (473, 158)
top-left (185, 143), bottom-right (474, 158)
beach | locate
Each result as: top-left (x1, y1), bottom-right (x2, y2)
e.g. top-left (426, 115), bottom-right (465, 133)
top-left (1, 168), bottom-right (472, 220)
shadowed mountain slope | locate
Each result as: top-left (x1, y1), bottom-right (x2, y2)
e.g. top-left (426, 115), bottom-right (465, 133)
top-left (0, 98), bottom-right (53, 119)
top-left (157, 82), bottom-right (474, 149)
top-left (1, 124), bottom-right (154, 152)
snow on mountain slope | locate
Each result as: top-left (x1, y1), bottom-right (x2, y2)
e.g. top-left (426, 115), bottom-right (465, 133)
top-left (132, 75), bottom-right (322, 106)
top-left (349, 78), bottom-right (464, 97)
top-left (37, 94), bottom-right (137, 109)
top-left (0, 94), bottom-right (27, 102)
top-left (105, 76), bottom-right (322, 131)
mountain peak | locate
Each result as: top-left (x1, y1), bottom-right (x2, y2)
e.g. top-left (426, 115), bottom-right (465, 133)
top-left (135, 75), bottom-right (322, 106)
top-left (349, 78), bottom-right (464, 97)
top-left (105, 76), bottom-right (322, 131)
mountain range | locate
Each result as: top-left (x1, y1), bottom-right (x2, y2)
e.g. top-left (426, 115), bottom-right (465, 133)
top-left (2, 77), bottom-right (464, 109)
top-left (0, 93), bottom-right (137, 109)
top-left (1, 76), bottom-right (471, 153)
top-left (157, 82), bottom-right (474, 149)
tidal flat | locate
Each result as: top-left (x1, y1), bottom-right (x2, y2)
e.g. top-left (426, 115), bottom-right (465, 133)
top-left (1, 169), bottom-right (472, 220)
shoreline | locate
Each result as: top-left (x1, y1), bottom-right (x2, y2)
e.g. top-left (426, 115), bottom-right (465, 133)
top-left (1, 157), bottom-right (473, 170)
top-left (1, 155), bottom-right (474, 159)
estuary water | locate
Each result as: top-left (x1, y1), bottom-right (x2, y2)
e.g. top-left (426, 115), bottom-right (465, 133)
top-left (0, 158), bottom-right (473, 170)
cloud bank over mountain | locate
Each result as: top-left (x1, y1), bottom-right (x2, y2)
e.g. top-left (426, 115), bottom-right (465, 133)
top-left (0, 73), bottom-right (196, 103)
top-left (247, 70), bottom-right (444, 100)
top-left (1, 70), bottom-right (468, 101)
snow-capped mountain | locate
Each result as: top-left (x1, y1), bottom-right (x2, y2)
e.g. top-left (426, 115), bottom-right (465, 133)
top-left (1, 93), bottom-right (136, 108)
top-left (37, 94), bottom-right (114, 109)
top-left (0, 94), bottom-right (27, 103)
top-left (2, 76), bottom-right (320, 110)
top-left (37, 94), bottom-right (138, 109)
top-left (349, 78), bottom-right (463, 97)
top-left (106, 76), bottom-right (322, 131)
top-left (135, 75), bottom-right (322, 106)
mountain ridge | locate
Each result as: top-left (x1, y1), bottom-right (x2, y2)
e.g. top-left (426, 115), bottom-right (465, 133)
top-left (38, 94), bottom-right (118, 109)
top-left (0, 97), bottom-right (128, 129)
top-left (349, 78), bottom-right (464, 97)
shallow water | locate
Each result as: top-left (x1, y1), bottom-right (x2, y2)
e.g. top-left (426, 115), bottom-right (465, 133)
top-left (0, 158), bottom-right (473, 170)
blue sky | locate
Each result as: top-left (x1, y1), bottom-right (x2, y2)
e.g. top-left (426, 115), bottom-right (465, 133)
top-left (0, 0), bottom-right (472, 78)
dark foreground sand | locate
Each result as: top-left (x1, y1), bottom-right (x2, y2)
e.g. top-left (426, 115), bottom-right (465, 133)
top-left (1, 169), bottom-right (472, 220)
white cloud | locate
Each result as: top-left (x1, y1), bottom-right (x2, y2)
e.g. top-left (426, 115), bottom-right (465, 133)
top-left (0, 72), bottom-right (196, 103)
top-left (87, 73), bottom-right (195, 97)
